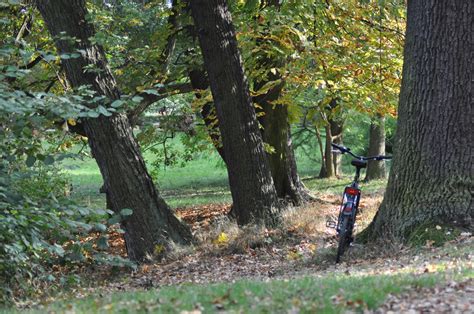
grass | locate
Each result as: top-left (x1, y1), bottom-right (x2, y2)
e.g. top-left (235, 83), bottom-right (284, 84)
top-left (17, 268), bottom-right (473, 314)
top-left (6, 126), bottom-right (472, 313)
top-left (61, 134), bottom-right (390, 209)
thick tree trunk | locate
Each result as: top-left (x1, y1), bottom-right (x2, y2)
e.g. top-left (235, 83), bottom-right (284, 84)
top-left (259, 102), bottom-right (312, 205)
top-left (190, 68), bottom-right (311, 205)
top-left (365, 115), bottom-right (386, 181)
top-left (364, 0), bottom-right (473, 239)
top-left (190, 0), bottom-right (280, 226)
top-left (250, 1), bottom-right (311, 205)
top-left (37, 0), bottom-right (192, 261)
top-left (254, 77), bottom-right (311, 205)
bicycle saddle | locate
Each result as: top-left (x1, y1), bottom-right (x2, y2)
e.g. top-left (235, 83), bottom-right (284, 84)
top-left (351, 159), bottom-right (367, 168)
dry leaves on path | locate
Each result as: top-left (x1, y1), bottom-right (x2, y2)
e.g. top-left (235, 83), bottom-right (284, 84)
top-left (374, 279), bottom-right (474, 313)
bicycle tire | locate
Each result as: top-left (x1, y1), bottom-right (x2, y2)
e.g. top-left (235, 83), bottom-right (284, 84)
top-left (336, 216), bottom-right (350, 263)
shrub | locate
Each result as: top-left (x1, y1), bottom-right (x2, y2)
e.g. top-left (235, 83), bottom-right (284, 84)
top-left (0, 78), bottom-right (133, 304)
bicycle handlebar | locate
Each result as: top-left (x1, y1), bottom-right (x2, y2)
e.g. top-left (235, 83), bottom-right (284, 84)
top-left (331, 143), bottom-right (392, 161)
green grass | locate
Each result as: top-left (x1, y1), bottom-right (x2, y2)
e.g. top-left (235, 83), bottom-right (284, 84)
top-left (407, 223), bottom-right (464, 247)
top-left (61, 134), bottom-right (390, 209)
top-left (17, 269), bottom-right (473, 314)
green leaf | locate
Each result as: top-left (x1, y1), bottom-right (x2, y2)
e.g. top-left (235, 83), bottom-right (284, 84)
top-left (97, 236), bottom-right (109, 250)
top-left (25, 155), bottom-right (36, 167)
top-left (94, 223), bottom-right (107, 232)
top-left (120, 208), bottom-right (133, 216)
top-left (131, 96), bottom-right (143, 103)
top-left (108, 214), bottom-right (121, 225)
top-left (43, 155), bottom-right (55, 165)
top-left (98, 105), bottom-right (111, 116)
top-left (244, 0), bottom-right (259, 11)
top-left (42, 54), bottom-right (57, 62)
top-left (78, 207), bottom-right (90, 216)
top-left (111, 99), bottom-right (124, 108)
top-left (143, 89), bottom-right (160, 96)
top-left (88, 110), bottom-right (100, 118)
top-left (52, 244), bottom-right (65, 257)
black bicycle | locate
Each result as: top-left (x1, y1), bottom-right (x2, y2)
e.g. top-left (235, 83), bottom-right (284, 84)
top-left (326, 143), bottom-right (392, 263)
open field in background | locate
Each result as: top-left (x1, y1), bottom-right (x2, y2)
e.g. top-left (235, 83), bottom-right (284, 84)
top-left (61, 124), bottom-right (391, 209)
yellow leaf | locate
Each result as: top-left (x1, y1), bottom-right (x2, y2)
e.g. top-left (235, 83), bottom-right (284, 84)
top-left (154, 244), bottom-right (165, 255)
top-left (67, 118), bottom-right (76, 126)
top-left (213, 232), bottom-right (229, 246)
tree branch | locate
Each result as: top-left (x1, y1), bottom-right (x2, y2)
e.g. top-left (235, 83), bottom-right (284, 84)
top-left (128, 82), bottom-right (193, 125)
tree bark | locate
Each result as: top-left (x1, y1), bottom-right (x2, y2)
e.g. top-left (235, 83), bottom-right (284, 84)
top-left (318, 100), bottom-right (341, 179)
top-left (190, 0), bottom-right (280, 226)
top-left (365, 115), bottom-right (386, 181)
top-left (188, 69), bottom-right (226, 162)
top-left (330, 118), bottom-right (344, 177)
top-left (250, 1), bottom-right (311, 205)
top-left (364, 0), bottom-right (473, 239)
top-left (319, 124), bottom-right (335, 178)
top-left (37, 0), bottom-right (192, 261)
top-left (259, 102), bottom-right (312, 205)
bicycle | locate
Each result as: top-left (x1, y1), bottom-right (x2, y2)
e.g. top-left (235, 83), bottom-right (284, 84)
top-left (326, 143), bottom-right (392, 263)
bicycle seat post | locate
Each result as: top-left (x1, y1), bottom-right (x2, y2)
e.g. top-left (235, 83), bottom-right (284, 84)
top-left (354, 166), bottom-right (361, 184)
top-left (351, 159), bottom-right (367, 184)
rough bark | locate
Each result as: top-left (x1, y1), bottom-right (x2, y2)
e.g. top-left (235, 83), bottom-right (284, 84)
top-left (190, 0), bottom-right (280, 226)
top-left (364, 0), bottom-right (473, 239)
top-left (251, 0), bottom-right (311, 205)
top-left (365, 115), bottom-right (386, 181)
top-left (254, 77), bottom-right (311, 205)
top-left (259, 102), bottom-right (312, 205)
top-left (37, 0), bottom-right (192, 261)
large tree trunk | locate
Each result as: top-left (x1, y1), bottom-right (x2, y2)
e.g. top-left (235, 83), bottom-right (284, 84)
top-left (259, 102), bottom-right (312, 205)
top-left (364, 0), bottom-right (473, 239)
top-left (251, 1), bottom-right (311, 205)
top-left (37, 0), bottom-right (192, 261)
top-left (190, 0), bottom-right (280, 226)
top-left (365, 115), bottom-right (386, 181)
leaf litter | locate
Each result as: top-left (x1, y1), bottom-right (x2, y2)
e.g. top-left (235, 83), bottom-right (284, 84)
top-left (28, 192), bottom-right (474, 312)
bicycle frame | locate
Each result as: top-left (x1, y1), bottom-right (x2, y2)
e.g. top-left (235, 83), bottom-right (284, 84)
top-left (327, 142), bottom-right (392, 263)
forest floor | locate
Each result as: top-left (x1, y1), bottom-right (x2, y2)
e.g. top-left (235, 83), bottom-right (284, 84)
top-left (18, 190), bottom-right (473, 313)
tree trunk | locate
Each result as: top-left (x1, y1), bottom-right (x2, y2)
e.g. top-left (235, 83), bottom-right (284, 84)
top-left (319, 124), bottom-right (335, 178)
top-left (365, 115), bottom-right (386, 181)
top-left (250, 1), bottom-right (311, 205)
top-left (330, 118), bottom-right (344, 177)
top-left (188, 69), bottom-right (226, 162)
top-left (259, 102), bottom-right (312, 205)
top-left (190, 0), bottom-right (280, 226)
top-left (364, 0), bottom-right (473, 239)
top-left (37, 0), bottom-right (192, 261)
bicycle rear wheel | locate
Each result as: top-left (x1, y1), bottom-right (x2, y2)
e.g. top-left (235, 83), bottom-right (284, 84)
top-left (336, 216), bottom-right (350, 263)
